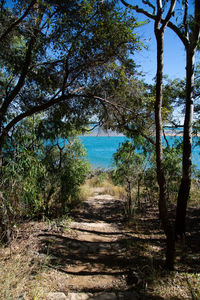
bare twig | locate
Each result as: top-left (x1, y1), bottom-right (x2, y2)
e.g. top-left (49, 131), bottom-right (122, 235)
top-left (142, 0), bottom-right (156, 15)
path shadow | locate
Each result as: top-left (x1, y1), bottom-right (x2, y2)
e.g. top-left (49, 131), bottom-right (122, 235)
top-left (36, 195), bottom-right (200, 297)
top-left (38, 232), bottom-right (130, 272)
top-left (71, 198), bottom-right (126, 225)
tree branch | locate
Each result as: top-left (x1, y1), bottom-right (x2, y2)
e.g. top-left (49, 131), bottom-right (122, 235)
top-left (191, 0), bottom-right (200, 51)
top-left (161, 0), bottom-right (176, 31)
top-left (0, 35), bottom-right (37, 120)
top-left (29, 59), bottom-right (64, 71)
top-left (120, 0), bottom-right (156, 20)
top-left (142, 0), bottom-right (156, 15)
top-left (183, 0), bottom-right (189, 38)
top-left (91, 95), bottom-right (156, 145)
top-left (0, 9), bottom-right (44, 124)
top-left (0, 0), bottom-right (37, 43)
top-left (0, 86), bottom-right (86, 147)
top-left (166, 20), bottom-right (188, 47)
top-left (0, 94), bottom-right (69, 147)
top-left (163, 128), bottom-right (169, 147)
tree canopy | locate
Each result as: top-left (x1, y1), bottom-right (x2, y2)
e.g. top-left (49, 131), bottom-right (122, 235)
top-left (0, 0), bottom-right (139, 150)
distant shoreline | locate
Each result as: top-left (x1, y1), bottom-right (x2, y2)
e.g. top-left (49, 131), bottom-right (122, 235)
top-left (81, 132), bottom-right (200, 137)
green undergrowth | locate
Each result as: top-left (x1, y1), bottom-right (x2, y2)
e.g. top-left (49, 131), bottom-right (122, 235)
top-left (0, 171), bottom-right (199, 299)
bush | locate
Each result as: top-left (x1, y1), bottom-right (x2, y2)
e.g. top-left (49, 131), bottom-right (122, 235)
top-left (0, 117), bottom-right (90, 242)
top-left (43, 138), bottom-right (90, 213)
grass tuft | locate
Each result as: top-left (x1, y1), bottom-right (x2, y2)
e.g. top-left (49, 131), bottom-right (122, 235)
top-left (0, 221), bottom-right (69, 300)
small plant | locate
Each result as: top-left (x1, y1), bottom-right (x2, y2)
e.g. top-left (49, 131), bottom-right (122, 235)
top-left (112, 140), bottom-right (149, 217)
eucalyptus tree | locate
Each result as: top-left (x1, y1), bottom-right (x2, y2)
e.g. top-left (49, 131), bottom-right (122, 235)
top-left (165, 1), bottom-right (200, 238)
top-left (0, 0), bottom-right (138, 162)
top-left (121, 0), bottom-right (176, 270)
top-left (121, 0), bottom-right (200, 240)
top-left (193, 64), bottom-right (200, 132)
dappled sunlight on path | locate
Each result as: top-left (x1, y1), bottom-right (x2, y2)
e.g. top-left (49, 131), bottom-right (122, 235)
top-left (39, 191), bottom-right (134, 296)
top-left (37, 188), bottom-right (200, 299)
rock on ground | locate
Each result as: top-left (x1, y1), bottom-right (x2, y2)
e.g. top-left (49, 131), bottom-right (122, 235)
top-left (46, 292), bottom-right (68, 300)
top-left (46, 292), bottom-right (140, 300)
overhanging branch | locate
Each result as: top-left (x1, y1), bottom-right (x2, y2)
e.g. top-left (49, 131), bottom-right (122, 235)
top-left (120, 0), bottom-right (156, 20)
top-left (0, 0), bottom-right (37, 43)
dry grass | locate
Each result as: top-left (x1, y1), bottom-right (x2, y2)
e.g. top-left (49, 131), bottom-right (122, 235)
top-left (1, 176), bottom-right (199, 300)
top-left (0, 246), bottom-right (48, 299)
top-left (78, 180), bottom-right (95, 201)
top-left (97, 179), bottom-right (126, 198)
top-left (126, 231), bottom-right (200, 300)
top-left (144, 267), bottom-right (200, 300)
top-left (0, 221), bottom-right (69, 300)
top-left (190, 179), bottom-right (200, 207)
top-left (80, 176), bottom-right (126, 199)
top-left (156, 272), bottom-right (200, 299)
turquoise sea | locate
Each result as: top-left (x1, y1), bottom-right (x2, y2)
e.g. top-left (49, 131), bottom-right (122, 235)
top-left (79, 136), bottom-right (200, 170)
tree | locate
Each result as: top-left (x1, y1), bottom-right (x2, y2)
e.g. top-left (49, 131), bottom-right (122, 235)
top-left (172, 1), bottom-right (200, 237)
top-left (121, 0), bottom-right (176, 269)
top-left (42, 137), bottom-right (90, 214)
top-left (149, 1), bottom-right (200, 237)
top-left (123, 0), bottom-right (200, 239)
top-left (87, 61), bottom-right (157, 145)
top-left (112, 139), bottom-right (149, 216)
top-left (0, 0), bottom-right (138, 161)
top-left (0, 114), bottom-right (90, 241)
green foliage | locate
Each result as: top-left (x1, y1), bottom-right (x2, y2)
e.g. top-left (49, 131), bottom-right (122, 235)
top-left (0, 115), bottom-right (90, 224)
top-left (95, 171), bottom-right (109, 186)
top-left (147, 139), bottom-right (183, 202)
top-left (43, 138), bottom-right (90, 212)
top-left (89, 169), bottom-right (110, 187)
top-left (1, 148), bottom-right (46, 216)
top-left (1, 116), bottom-right (46, 217)
top-left (163, 143), bottom-right (182, 201)
top-left (0, 0), bottom-right (140, 149)
top-left (112, 138), bottom-right (183, 205)
top-left (112, 140), bottom-right (150, 216)
top-left (112, 140), bottom-right (149, 186)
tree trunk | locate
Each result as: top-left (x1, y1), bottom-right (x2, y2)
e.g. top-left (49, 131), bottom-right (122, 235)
top-left (0, 192), bottom-right (13, 243)
top-left (127, 179), bottom-right (132, 217)
top-left (175, 48), bottom-right (194, 238)
top-left (45, 186), bottom-right (54, 216)
top-left (137, 178), bottom-right (141, 208)
top-left (155, 28), bottom-right (175, 270)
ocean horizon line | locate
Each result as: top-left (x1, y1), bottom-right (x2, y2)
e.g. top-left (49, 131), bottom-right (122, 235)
top-left (80, 131), bottom-right (200, 138)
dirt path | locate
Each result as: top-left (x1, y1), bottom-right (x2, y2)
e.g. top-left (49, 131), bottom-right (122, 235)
top-left (1, 187), bottom-right (200, 299)
top-left (39, 189), bottom-right (140, 299)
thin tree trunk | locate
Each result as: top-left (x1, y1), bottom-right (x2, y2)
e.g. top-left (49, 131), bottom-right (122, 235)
top-left (137, 178), bottom-right (141, 208)
top-left (155, 28), bottom-right (175, 270)
top-left (0, 192), bottom-right (13, 243)
top-left (127, 179), bottom-right (132, 217)
top-left (175, 48), bottom-right (194, 238)
top-left (175, 0), bottom-right (200, 238)
top-left (45, 186), bottom-right (54, 216)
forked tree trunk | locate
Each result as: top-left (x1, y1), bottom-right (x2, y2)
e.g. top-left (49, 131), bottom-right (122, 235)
top-left (175, 48), bottom-right (195, 238)
top-left (120, 0), bottom-right (177, 269)
top-left (155, 28), bottom-right (175, 270)
top-left (175, 1), bottom-right (200, 238)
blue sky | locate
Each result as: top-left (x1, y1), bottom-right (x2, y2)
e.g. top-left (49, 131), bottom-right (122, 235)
top-left (121, 0), bottom-right (200, 84)
top-left (5, 0), bottom-right (195, 84)
top-left (133, 12), bottom-right (187, 84)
